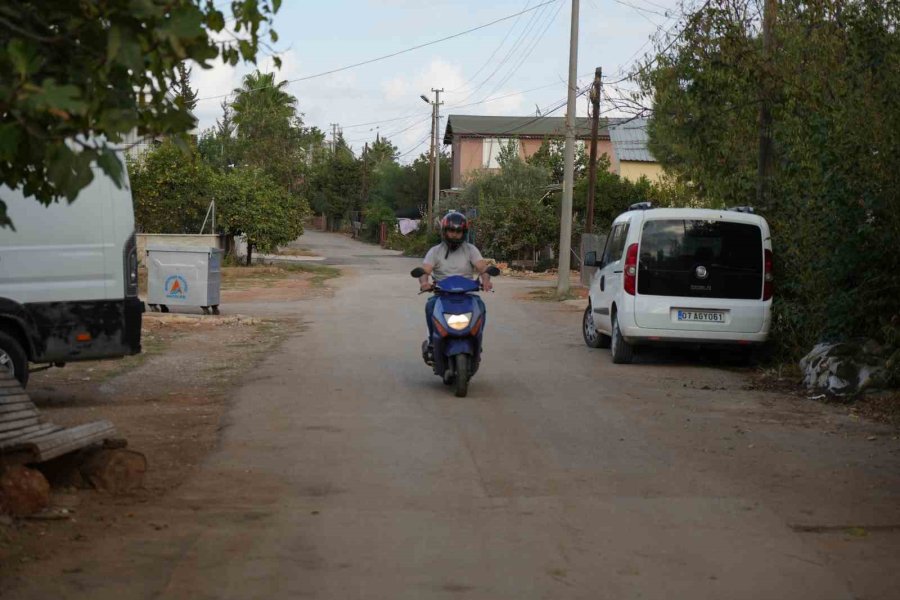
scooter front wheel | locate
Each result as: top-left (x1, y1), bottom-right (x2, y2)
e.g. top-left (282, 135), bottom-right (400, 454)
top-left (454, 354), bottom-right (469, 398)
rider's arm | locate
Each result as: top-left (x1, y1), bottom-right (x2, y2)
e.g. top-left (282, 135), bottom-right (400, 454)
top-left (474, 258), bottom-right (493, 290)
top-left (419, 263), bottom-right (434, 290)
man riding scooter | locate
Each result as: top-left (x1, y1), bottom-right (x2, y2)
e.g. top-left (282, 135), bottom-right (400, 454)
top-left (417, 211), bottom-right (494, 366)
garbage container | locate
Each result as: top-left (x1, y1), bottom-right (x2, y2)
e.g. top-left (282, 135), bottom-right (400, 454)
top-left (146, 246), bottom-right (223, 314)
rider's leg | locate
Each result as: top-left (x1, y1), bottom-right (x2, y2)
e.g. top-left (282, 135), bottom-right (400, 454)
top-left (425, 295), bottom-right (437, 339)
top-left (423, 295), bottom-right (437, 364)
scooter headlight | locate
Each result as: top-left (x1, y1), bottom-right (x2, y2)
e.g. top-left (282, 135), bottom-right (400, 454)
top-left (444, 312), bottom-right (472, 331)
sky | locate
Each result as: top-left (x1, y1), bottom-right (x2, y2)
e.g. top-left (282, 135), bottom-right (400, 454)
top-left (190, 0), bottom-right (688, 162)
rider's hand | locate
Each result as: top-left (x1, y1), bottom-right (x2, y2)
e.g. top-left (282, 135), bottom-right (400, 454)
top-left (420, 283), bottom-right (433, 293)
top-left (482, 279), bottom-right (493, 292)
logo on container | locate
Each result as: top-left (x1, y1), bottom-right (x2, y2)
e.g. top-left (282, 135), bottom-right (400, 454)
top-left (165, 275), bottom-right (188, 299)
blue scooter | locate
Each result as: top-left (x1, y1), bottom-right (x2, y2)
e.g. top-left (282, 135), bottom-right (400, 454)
top-left (411, 266), bottom-right (500, 397)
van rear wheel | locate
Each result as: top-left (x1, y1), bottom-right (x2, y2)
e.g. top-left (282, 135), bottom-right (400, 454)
top-left (0, 331), bottom-right (28, 387)
top-left (610, 313), bottom-right (634, 365)
top-left (583, 305), bottom-right (610, 349)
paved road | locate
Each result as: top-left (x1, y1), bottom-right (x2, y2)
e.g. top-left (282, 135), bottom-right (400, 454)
top-left (10, 231), bottom-right (900, 599)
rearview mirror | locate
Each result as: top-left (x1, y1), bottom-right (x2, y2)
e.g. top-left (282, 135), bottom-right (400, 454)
top-left (410, 267), bottom-right (425, 278)
top-left (583, 251), bottom-right (598, 268)
top-left (486, 266), bottom-right (501, 277)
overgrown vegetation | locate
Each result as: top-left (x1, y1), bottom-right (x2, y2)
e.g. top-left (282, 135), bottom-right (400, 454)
top-left (0, 1), bottom-right (280, 228)
top-left (637, 0), bottom-right (900, 361)
top-left (454, 138), bottom-right (689, 263)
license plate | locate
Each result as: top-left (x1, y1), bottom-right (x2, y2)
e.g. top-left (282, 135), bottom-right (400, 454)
top-left (677, 310), bottom-right (725, 322)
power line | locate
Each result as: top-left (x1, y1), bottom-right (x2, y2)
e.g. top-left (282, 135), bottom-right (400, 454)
top-left (449, 0), bottom-right (561, 106)
top-left (446, 0), bottom-right (537, 94)
top-left (194, 0), bottom-right (561, 103)
top-left (397, 132), bottom-right (433, 159)
top-left (477, 0), bottom-right (565, 103)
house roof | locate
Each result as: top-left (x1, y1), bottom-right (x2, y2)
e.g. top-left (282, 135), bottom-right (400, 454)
top-left (608, 118), bottom-right (656, 163)
top-left (443, 115), bottom-right (626, 144)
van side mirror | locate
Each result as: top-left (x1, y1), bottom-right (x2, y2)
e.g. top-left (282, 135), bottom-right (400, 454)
top-left (410, 267), bottom-right (426, 278)
top-left (583, 251), bottom-right (598, 268)
top-left (486, 266), bottom-right (501, 277)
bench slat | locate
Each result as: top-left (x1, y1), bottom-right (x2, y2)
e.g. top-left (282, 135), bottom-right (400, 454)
top-left (0, 416), bottom-right (40, 434)
top-left (29, 421), bottom-right (117, 462)
top-left (0, 375), bottom-right (119, 464)
top-left (0, 423), bottom-right (61, 446)
top-left (0, 408), bottom-right (39, 423)
top-left (0, 400), bottom-right (37, 414)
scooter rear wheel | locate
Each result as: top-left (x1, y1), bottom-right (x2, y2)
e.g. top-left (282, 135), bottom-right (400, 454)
top-left (454, 354), bottom-right (469, 398)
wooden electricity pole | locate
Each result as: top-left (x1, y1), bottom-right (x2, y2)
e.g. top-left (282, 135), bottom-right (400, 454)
top-left (427, 103), bottom-right (436, 231)
top-left (757, 0), bottom-right (777, 209)
top-left (585, 67), bottom-right (602, 234)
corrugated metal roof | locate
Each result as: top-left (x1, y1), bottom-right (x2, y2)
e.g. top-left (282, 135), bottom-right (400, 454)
top-left (443, 115), bottom-right (627, 144)
top-left (608, 118), bottom-right (656, 163)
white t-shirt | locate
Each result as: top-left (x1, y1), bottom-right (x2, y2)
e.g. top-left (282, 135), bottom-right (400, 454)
top-left (423, 242), bottom-right (484, 281)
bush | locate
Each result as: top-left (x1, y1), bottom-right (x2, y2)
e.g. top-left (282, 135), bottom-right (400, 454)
top-left (386, 228), bottom-right (440, 257)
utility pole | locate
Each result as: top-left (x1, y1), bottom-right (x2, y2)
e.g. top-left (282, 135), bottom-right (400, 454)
top-left (425, 99), bottom-right (436, 231)
top-left (757, 0), bottom-right (777, 209)
top-left (585, 66), bottom-right (602, 234)
top-left (358, 142), bottom-right (368, 239)
top-left (557, 0), bottom-right (580, 296)
top-left (330, 123), bottom-right (339, 155)
top-left (432, 88), bottom-right (444, 224)
top-left (361, 143), bottom-right (369, 204)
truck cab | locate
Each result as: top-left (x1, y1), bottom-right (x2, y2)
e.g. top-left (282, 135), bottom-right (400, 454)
top-left (0, 155), bottom-right (143, 386)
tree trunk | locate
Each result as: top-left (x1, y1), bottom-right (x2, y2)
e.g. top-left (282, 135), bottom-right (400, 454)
top-left (246, 243), bottom-right (253, 266)
top-left (0, 465), bottom-right (50, 516)
top-left (80, 449), bottom-right (147, 495)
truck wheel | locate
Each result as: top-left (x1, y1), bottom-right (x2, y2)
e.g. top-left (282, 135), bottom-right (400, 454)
top-left (454, 354), bottom-right (469, 398)
top-left (610, 313), bottom-right (634, 365)
top-left (583, 305), bottom-right (610, 349)
top-left (0, 331), bottom-right (29, 387)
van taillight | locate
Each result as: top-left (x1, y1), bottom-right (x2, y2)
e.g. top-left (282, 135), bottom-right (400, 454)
top-left (624, 243), bottom-right (639, 296)
top-left (763, 248), bottom-right (774, 301)
top-left (124, 232), bottom-right (139, 297)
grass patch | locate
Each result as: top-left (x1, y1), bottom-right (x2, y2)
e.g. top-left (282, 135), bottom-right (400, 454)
top-left (527, 287), bottom-right (586, 302)
top-left (278, 263), bottom-right (341, 287)
top-left (275, 246), bottom-right (318, 257)
top-left (219, 263), bottom-right (340, 290)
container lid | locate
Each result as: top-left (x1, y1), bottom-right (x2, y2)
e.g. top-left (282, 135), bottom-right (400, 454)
top-left (146, 245), bottom-right (224, 254)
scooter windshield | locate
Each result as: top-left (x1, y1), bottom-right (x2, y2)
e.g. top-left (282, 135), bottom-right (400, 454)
top-left (435, 275), bottom-right (480, 293)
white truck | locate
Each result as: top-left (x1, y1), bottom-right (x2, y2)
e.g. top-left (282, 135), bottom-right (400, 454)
top-left (0, 157), bottom-right (143, 386)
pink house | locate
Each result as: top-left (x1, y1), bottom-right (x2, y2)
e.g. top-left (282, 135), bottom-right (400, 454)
top-left (443, 115), bottom-right (621, 189)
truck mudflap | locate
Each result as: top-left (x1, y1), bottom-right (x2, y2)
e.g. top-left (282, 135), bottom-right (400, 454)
top-left (23, 299), bottom-right (143, 363)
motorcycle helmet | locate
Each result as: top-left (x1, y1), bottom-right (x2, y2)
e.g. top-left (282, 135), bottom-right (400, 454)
top-left (441, 211), bottom-right (468, 252)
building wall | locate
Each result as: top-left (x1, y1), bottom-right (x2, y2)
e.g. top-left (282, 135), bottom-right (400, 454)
top-left (450, 137), bottom-right (619, 187)
top-left (619, 161), bottom-right (665, 183)
top-left (455, 138), bottom-right (487, 186)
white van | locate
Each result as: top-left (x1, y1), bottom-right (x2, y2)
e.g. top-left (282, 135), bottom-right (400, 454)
top-left (582, 204), bottom-right (773, 363)
top-left (0, 156), bottom-right (143, 386)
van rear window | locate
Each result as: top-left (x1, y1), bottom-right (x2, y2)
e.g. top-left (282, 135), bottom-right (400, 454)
top-left (637, 220), bottom-right (763, 300)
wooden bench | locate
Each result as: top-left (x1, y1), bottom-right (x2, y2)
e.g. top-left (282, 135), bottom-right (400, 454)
top-left (0, 373), bottom-right (117, 466)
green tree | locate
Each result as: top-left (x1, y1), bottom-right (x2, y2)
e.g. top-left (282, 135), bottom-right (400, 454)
top-left (214, 168), bottom-right (307, 265)
top-left (0, 0), bottom-right (281, 227)
top-left (198, 101), bottom-right (238, 171)
top-left (460, 156), bottom-right (556, 260)
top-left (526, 137), bottom-right (591, 184)
top-left (173, 62), bottom-right (199, 112)
top-left (638, 0), bottom-right (900, 357)
top-left (231, 70), bottom-right (303, 192)
top-left (367, 136), bottom-right (399, 165)
top-left (306, 136), bottom-right (361, 229)
top-left (129, 139), bottom-right (214, 234)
